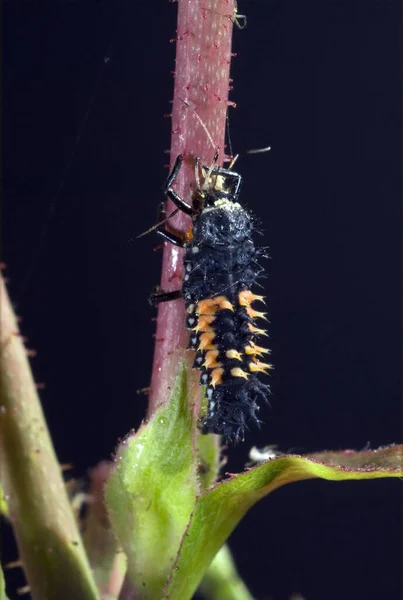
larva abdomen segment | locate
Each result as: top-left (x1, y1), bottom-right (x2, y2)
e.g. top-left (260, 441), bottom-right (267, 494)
top-left (185, 289), bottom-right (271, 441)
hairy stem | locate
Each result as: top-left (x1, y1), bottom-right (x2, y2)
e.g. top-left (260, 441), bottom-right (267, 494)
top-left (199, 545), bottom-right (254, 600)
top-left (0, 275), bottom-right (97, 600)
top-left (148, 0), bottom-right (235, 418)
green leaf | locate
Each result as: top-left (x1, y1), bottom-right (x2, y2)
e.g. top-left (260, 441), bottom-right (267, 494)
top-left (166, 445), bottom-right (403, 600)
top-left (105, 360), bottom-right (198, 599)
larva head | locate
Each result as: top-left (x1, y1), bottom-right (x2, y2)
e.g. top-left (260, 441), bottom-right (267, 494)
top-left (192, 156), bottom-right (241, 209)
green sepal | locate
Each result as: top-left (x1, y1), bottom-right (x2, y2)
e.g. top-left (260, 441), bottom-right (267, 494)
top-left (105, 360), bottom-right (197, 599)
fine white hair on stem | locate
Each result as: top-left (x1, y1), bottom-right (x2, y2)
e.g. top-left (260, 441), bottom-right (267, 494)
top-left (246, 146), bottom-right (272, 155)
top-left (178, 97), bottom-right (220, 189)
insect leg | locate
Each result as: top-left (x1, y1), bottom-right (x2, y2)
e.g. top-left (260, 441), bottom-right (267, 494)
top-left (149, 288), bottom-right (183, 306)
top-left (156, 229), bottom-right (186, 247)
top-left (156, 202), bottom-right (187, 247)
top-left (213, 167), bottom-right (242, 201)
top-left (163, 154), bottom-right (194, 215)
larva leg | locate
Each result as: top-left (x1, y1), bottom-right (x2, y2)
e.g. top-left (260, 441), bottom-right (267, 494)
top-left (149, 288), bottom-right (183, 306)
top-left (156, 202), bottom-right (187, 248)
top-left (163, 155), bottom-right (194, 216)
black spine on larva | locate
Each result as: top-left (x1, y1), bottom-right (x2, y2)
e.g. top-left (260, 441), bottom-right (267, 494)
top-left (182, 201), bottom-right (270, 442)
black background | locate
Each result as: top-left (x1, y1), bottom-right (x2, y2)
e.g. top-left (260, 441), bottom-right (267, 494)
top-left (2, 1), bottom-right (402, 599)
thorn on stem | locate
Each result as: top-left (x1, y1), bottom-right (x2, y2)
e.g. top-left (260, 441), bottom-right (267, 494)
top-left (136, 386), bottom-right (151, 396)
top-left (17, 585), bottom-right (31, 596)
top-left (60, 463), bottom-right (74, 472)
top-left (4, 559), bottom-right (23, 570)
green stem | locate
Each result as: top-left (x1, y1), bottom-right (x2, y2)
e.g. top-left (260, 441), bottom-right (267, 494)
top-left (0, 275), bottom-right (98, 600)
top-left (199, 545), bottom-right (254, 600)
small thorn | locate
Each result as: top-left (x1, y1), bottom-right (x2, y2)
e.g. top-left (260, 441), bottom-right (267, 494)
top-left (60, 463), bottom-right (74, 472)
top-left (136, 386), bottom-right (151, 396)
top-left (26, 348), bottom-right (37, 357)
top-left (178, 29), bottom-right (190, 41)
top-left (17, 585), bottom-right (31, 596)
top-left (4, 559), bottom-right (23, 570)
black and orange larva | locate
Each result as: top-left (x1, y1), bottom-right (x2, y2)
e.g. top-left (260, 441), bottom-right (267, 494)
top-left (151, 153), bottom-right (271, 442)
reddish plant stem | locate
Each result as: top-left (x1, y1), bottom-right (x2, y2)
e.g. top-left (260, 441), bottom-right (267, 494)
top-left (148, 0), bottom-right (235, 418)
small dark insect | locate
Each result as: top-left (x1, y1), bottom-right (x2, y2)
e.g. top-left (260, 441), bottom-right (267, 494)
top-left (151, 118), bottom-right (271, 443)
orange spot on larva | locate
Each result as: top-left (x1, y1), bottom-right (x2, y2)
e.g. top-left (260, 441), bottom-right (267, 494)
top-left (226, 349), bottom-right (242, 361)
top-left (245, 306), bottom-right (267, 320)
top-left (203, 350), bottom-right (222, 369)
top-left (244, 341), bottom-right (270, 357)
top-left (210, 368), bottom-right (224, 387)
top-left (248, 361), bottom-right (273, 375)
top-left (194, 314), bottom-right (215, 332)
top-left (198, 332), bottom-right (216, 351)
top-left (197, 296), bottom-right (233, 315)
top-left (248, 324), bottom-right (268, 337)
top-left (184, 228), bottom-right (193, 243)
top-left (231, 368), bottom-right (249, 380)
top-left (239, 290), bottom-right (266, 306)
